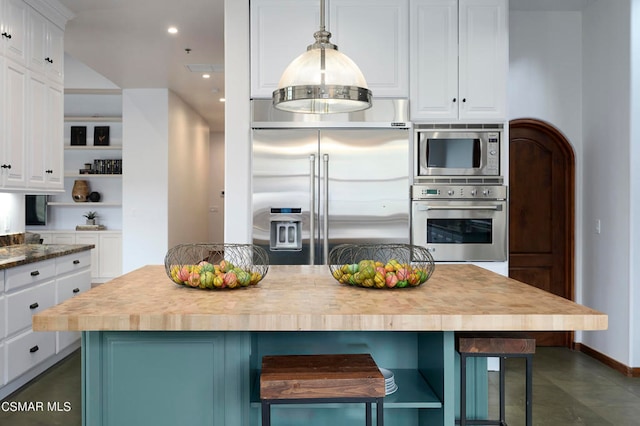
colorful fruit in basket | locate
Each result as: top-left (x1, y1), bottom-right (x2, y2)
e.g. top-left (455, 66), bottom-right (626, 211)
top-left (331, 257), bottom-right (432, 289)
top-left (250, 272), bottom-right (263, 285)
top-left (374, 271), bottom-right (386, 288)
top-left (224, 271), bottom-right (238, 288)
top-left (385, 272), bottom-right (399, 288)
top-left (213, 274), bottom-right (224, 288)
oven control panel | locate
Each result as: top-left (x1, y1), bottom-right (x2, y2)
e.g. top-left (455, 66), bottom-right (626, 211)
top-left (411, 185), bottom-right (507, 200)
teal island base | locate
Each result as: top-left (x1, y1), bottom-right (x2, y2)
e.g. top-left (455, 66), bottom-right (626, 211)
top-left (81, 331), bottom-right (488, 426)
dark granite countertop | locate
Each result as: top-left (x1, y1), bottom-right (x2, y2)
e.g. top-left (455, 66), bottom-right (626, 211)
top-left (0, 244), bottom-right (95, 270)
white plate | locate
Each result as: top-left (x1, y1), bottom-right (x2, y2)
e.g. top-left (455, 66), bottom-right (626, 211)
top-left (385, 383), bottom-right (398, 395)
top-left (379, 367), bottom-right (394, 380)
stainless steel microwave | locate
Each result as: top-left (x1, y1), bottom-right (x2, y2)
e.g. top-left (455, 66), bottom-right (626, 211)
top-left (414, 125), bottom-right (501, 179)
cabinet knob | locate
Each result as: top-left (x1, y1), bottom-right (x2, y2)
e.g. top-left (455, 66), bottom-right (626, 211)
top-left (30, 345), bottom-right (39, 353)
top-left (1, 164), bottom-right (11, 169)
top-left (45, 57), bottom-right (53, 64)
top-left (73, 259), bottom-right (80, 264)
top-left (2, 32), bottom-right (11, 39)
top-left (29, 302), bottom-right (39, 310)
top-left (452, 98), bottom-right (457, 103)
top-left (73, 288), bottom-right (80, 293)
top-left (30, 270), bottom-right (40, 276)
top-left (462, 98), bottom-right (467, 103)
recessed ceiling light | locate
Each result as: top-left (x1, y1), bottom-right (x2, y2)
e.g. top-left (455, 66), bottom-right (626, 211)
top-left (202, 74), bottom-right (211, 79)
top-left (168, 26), bottom-right (178, 34)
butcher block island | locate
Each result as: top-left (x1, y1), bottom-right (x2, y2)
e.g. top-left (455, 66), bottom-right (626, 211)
top-left (32, 265), bottom-right (606, 426)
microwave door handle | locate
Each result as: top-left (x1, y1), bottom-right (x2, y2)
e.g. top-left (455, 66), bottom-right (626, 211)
top-left (323, 154), bottom-right (329, 265)
top-left (420, 205), bottom-right (503, 211)
top-left (309, 154), bottom-right (316, 265)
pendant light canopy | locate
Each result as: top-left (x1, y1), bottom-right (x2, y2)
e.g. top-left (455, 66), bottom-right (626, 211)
top-left (272, 0), bottom-right (372, 114)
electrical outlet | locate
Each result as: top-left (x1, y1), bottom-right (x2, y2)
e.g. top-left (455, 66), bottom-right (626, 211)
top-left (595, 219), bottom-right (601, 234)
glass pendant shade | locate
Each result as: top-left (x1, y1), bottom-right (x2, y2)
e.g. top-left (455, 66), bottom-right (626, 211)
top-left (272, 1), bottom-right (372, 114)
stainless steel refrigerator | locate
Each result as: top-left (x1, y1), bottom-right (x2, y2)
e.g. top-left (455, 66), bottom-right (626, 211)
top-left (251, 99), bottom-right (411, 265)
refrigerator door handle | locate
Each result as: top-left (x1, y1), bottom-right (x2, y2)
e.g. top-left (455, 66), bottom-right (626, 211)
top-left (323, 154), bottom-right (329, 264)
top-left (309, 154), bottom-right (316, 265)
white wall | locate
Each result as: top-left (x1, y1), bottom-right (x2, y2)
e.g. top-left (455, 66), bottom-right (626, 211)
top-left (630, 0), bottom-right (640, 369)
top-left (122, 89), bottom-right (170, 273)
top-left (224, 0), bottom-right (252, 244)
top-left (209, 132), bottom-right (225, 242)
top-left (167, 92), bottom-right (210, 247)
top-left (64, 53), bottom-right (119, 89)
top-left (507, 10), bottom-right (586, 335)
top-left (582, 0), bottom-right (632, 365)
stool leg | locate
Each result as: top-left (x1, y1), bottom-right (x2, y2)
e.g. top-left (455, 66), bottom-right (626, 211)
top-left (261, 401), bottom-right (271, 426)
top-left (366, 402), bottom-right (372, 426)
top-left (499, 356), bottom-right (506, 426)
top-left (377, 398), bottom-right (384, 426)
top-left (460, 353), bottom-right (467, 426)
top-left (525, 355), bottom-right (533, 426)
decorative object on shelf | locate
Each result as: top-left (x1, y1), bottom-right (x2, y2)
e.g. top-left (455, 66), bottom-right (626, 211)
top-left (88, 191), bottom-right (101, 202)
top-left (328, 243), bottom-right (435, 289)
top-left (94, 126), bottom-right (110, 146)
top-left (83, 211), bottom-right (98, 225)
top-left (93, 159), bottom-right (122, 174)
top-left (272, 0), bottom-right (371, 114)
top-left (72, 180), bottom-right (90, 202)
top-left (164, 243), bottom-right (269, 290)
top-left (76, 224), bottom-right (106, 231)
top-left (70, 126), bottom-right (87, 146)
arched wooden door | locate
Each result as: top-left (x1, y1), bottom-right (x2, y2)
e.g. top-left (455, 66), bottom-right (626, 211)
top-left (509, 119), bottom-right (575, 347)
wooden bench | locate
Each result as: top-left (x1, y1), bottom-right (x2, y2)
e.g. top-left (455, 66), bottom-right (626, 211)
top-left (260, 353), bottom-right (385, 426)
top-left (456, 333), bottom-right (536, 426)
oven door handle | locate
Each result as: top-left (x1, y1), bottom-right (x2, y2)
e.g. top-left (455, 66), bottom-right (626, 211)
top-left (416, 205), bottom-right (503, 211)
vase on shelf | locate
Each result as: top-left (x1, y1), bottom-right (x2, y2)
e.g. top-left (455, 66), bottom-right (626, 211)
top-left (72, 180), bottom-right (90, 202)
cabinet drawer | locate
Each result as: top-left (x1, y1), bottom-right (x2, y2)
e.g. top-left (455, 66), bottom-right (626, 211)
top-left (6, 330), bottom-right (56, 383)
top-left (56, 251), bottom-right (91, 276)
top-left (56, 268), bottom-right (91, 304)
top-left (5, 259), bottom-right (56, 292)
top-left (6, 280), bottom-right (56, 337)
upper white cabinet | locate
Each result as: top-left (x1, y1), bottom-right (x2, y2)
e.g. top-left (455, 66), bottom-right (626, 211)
top-left (410, 0), bottom-right (507, 121)
top-left (0, 0), bottom-right (68, 192)
top-left (0, 56), bottom-right (27, 189)
top-left (28, 7), bottom-right (64, 83)
top-left (0, 0), bottom-right (29, 65)
top-left (329, 0), bottom-right (409, 97)
top-left (250, 0), bottom-right (409, 98)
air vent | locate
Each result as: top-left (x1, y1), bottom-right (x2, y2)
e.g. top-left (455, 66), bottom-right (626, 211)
top-left (185, 64), bottom-right (224, 73)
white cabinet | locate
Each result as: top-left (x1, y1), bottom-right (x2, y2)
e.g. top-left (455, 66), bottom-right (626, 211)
top-left (0, 56), bottom-right (27, 188)
top-left (27, 73), bottom-right (64, 190)
top-left (0, 0), bottom-right (29, 65)
top-left (36, 231), bottom-right (122, 283)
top-left (250, 0), bottom-right (408, 98)
top-left (28, 7), bottom-right (64, 83)
top-left (0, 0), bottom-right (66, 192)
top-left (410, 0), bottom-right (507, 121)
top-left (329, 0), bottom-right (408, 97)
top-left (0, 251), bottom-right (91, 397)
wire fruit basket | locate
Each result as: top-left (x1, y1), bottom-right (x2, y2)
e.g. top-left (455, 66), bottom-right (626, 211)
top-left (164, 243), bottom-right (269, 290)
top-left (328, 243), bottom-right (435, 289)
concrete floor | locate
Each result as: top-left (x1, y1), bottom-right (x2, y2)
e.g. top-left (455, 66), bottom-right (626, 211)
top-left (1, 347), bottom-right (639, 425)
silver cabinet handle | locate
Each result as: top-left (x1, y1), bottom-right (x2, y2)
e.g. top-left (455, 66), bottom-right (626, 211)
top-left (309, 154), bottom-right (316, 265)
top-left (323, 154), bottom-right (329, 265)
top-left (417, 205), bottom-right (502, 211)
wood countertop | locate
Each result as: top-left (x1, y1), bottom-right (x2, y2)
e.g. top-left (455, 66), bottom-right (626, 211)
top-left (32, 264), bottom-right (607, 332)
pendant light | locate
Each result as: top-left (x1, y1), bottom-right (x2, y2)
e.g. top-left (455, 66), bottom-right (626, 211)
top-left (272, 0), bottom-right (372, 114)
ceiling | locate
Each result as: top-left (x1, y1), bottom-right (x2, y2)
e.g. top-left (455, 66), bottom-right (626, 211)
top-left (58, 0), bottom-right (226, 132)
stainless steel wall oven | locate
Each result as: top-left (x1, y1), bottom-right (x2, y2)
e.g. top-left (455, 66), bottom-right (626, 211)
top-left (411, 185), bottom-right (507, 261)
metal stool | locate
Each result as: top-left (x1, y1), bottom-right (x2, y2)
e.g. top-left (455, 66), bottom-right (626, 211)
top-left (456, 333), bottom-right (535, 426)
top-left (260, 353), bottom-right (385, 426)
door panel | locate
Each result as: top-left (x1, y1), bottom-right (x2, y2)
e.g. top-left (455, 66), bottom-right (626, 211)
top-left (509, 119), bottom-right (575, 347)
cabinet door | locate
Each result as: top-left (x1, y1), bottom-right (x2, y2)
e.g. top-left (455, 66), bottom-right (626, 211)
top-left (1, 58), bottom-right (26, 188)
top-left (55, 268), bottom-right (91, 352)
top-left (330, 0), bottom-right (409, 97)
top-left (410, 0), bottom-right (458, 120)
top-left (250, 0), bottom-right (320, 98)
top-left (75, 233), bottom-right (99, 279)
top-left (46, 22), bottom-right (64, 83)
top-left (27, 72), bottom-right (47, 188)
top-left (1, 0), bottom-right (28, 65)
top-left (458, 0), bottom-right (507, 120)
top-left (28, 6), bottom-right (48, 74)
top-left (45, 83), bottom-right (63, 188)
top-left (51, 233), bottom-right (75, 245)
top-left (99, 233), bottom-right (122, 280)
